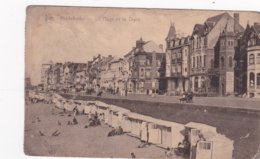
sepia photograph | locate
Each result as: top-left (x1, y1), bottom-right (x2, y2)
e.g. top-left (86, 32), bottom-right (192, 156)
top-left (24, 6), bottom-right (260, 159)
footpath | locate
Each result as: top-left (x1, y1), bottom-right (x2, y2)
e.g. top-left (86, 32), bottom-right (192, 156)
top-left (74, 93), bottom-right (260, 111)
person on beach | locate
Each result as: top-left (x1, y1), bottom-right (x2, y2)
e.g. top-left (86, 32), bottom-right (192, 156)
top-left (73, 106), bottom-right (78, 117)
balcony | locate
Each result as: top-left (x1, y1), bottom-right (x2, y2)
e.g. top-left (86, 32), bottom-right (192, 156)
top-left (169, 72), bottom-right (183, 78)
top-left (207, 68), bottom-right (219, 76)
top-left (190, 67), bottom-right (209, 75)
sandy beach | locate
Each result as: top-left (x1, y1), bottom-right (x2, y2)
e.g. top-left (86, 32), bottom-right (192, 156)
top-left (24, 103), bottom-right (181, 158)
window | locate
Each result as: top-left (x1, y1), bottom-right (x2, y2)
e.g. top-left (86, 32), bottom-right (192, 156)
top-left (257, 73), bottom-right (260, 87)
top-left (199, 142), bottom-right (212, 150)
top-left (203, 55), bottom-right (206, 67)
top-left (197, 38), bottom-right (199, 48)
top-left (221, 40), bottom-right (225, 46)
top-left (250, 72), bottom-right (255, 87)
top-left (248, 41), bottom-right (251, 47)
top-left (198, 38), bottom-right (201, 48)
top-left (231, 41), bottom-right (234, 47)
top-left (257, 53), bottom-right (260, 64)
top-left (172, 66), bottom-right (176, 73)
top-left (199, 56), bottom-right (202, 67)
top-left (197, 56), bottom-right (199, 68)
top-left (210, 59), bottom-right (214, 68)
top-left (252, 38), bottom-right (256, 45)
top-left (140, 81), bottom-right (144, 88)
top-left (221, 57), bottom-right (225, 68)
top-left (191, 129), bottom-right (200, 136)
top-left (140, 68), bottom-right (144, 77)
top-left (157, 72), bottom-right (160, 77)
top-left (185, 68), bottom-right (187, 72)
top-left (157, 60), bottom-right (161, 66)
top-left (229, 56), bottom-right (233, 67)
top-left (146, 71), bottom-right (151, 78)
top-left (204, 37), bottom-right (207, 46)
top-left (194, 77), bottom-right (199, 91)
top-left (249, 54), bottom-right (255, 65)
top-left (228, 40), bottom-right (234, 47)
top-left (147, 60), bottom-right (150, 65)
top-left (193, 57), bottom-right (195, 68)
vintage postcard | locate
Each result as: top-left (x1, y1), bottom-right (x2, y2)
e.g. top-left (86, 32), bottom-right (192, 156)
top-left (25, 6), bottom-right (260, 159)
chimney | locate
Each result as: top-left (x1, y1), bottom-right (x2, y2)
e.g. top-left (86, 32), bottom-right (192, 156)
top-left (159, 44), bottom-right (163, 51)
top-left (234, 13), bottom-right (239, 33)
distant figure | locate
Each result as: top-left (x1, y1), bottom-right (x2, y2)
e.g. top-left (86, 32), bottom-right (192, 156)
top-left (97, 90), bottom-right (103, 97)
top-left (131, 152), bottom-right (136, 158)
top-left (36, 117), bottom-right (41, 122)
top-left (73, 106), bottom-right (78, 117)
top-left (58, 120), bottom-right (61, 126)
top-left (39, 130), bottom-right (45, 136)
top-left (152, 89), bottom-right (156, 98)
top-left (52, 130), bottom-right (61, 136)
top-left (165, 147), bottom-right (174, 158)
top-left (125, 89), bottom-right (128, 96)
top-left (73, 117), bottom-right (78, 125)
top-left (179, 92), bottom-right (187, 103)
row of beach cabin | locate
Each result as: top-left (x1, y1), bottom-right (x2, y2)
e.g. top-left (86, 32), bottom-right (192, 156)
top-left (31, 92), bottom-right (234, 159)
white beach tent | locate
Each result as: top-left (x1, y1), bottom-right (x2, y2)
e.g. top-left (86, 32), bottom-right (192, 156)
top-left (126, 112), bottom-right (145, 138)
top-left (185, 122), bottom-right (217, 147)
top-left (95, 101), bottom-right (110, 121)
top-left (63, 100), bottom-right (75, 111)
top-left (74, 100), bottom-right (84, 113)
top-left (185, 122), bottom-right (233, 159)
top-left (108, 104), bottom-right (130, 128)
top-left (143, 117), bottom-right (184, 148)
top-left (157, 120), bottom-right (184, 148)
top-left (83, 101), bottom-right (95, 115)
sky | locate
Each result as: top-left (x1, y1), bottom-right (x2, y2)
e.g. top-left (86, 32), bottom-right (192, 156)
top-left (25, 6), bottom-right (260, 85)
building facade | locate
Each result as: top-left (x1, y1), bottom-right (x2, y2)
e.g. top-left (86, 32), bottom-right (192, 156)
top-left (41, 62), bottom-right (52, 91)
top-left (165, 23), bottom-right (191, 95)
top-left (126, 38), bottom-right (166, 94)
top-left (246, 23), bottom-right (260, 98)
top-left (190, 12), bottom-right (244, 95)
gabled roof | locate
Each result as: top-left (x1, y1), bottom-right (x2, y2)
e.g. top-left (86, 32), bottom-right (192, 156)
top-left (206, 12), bottom-right (228, 23)
top-left (192, 12), bottom-right (244, 37)
top-left (143, 41), bottom-right (163, 53)
top-left (125, 39), bottom-right (163, 57)
top-left (192, 24), bottom-right (205, 36)
top-left (252, 23), bottom-right (260, 38)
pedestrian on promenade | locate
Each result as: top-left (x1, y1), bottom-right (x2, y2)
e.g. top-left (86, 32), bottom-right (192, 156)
top-left (152, 89), bottom-right (156, 98)
top-left (125, 89), bottom-right (128, 96)
top-left (131, 152), bottom-right (136, 158)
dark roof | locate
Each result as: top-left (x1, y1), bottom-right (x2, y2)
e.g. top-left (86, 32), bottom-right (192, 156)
top-left (192, 24), bottom-right (205, 36)
top-left (206, 12), bottom-right (227, 23)
top-left (193, 12), bottom-right (244, 36)
top-left (253, 23), bottom-right (260, 36)
top-left (166, 23), bottom-right (176, 40)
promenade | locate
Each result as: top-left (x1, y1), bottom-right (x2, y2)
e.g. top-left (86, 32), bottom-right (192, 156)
top-left (76, 92), bottom-right (260, 111)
